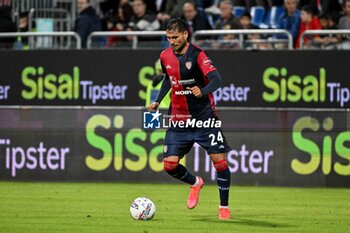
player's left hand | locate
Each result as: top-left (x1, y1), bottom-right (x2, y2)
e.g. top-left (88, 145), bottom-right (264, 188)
top-left (147, 102), bottom-right (159, 111)
top-left (187, 86), bottom-right (202, 98)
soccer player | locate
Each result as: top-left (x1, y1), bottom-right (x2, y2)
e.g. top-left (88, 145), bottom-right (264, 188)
top-left (147, 18), bottom-right (231, 220)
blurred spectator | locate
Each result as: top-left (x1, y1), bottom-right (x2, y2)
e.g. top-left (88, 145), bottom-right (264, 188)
top-left (312, 12), bottom-right (338, 48)
top-left (318, 12), bottom-right (338, 29)
top-left (240, 11), bottom-right (260, 29)
top-left (115, 1), bottom-right (134, 31)
top-left (14, 11), bottom-right (31, 50)
top-left (240, 11), bottom-right (262, 48)
top-left (182, 2), bottom-right (212, 38)
top-left (299, 0), bottom-right (342, 15)
top-left (157, 0), bottom-right (195, 28)
top-left (296, 5), bottom-right (322, 48)
top-left (166, 0), bottom-right (195, 18)
top-left (212, 0), bottom-right (242, 49)
top-left (99, 0), bottom-right (120, 17)
top-left (18, 12), bottom-right (30, 32)
top-left (240, 11), bottom-right (273, 49)
top-left (0, 0), bottom-right (16, 49)
top-left (215, 0), bottom-right (241, 30)
top-left (276, 0), bottom-right (301, 46)
top-left (129, 0), bottom-right (160, 31)
top-left (74, 0), bottom-right (102, 48)
top-left (338, 0), bottom-right (350, 47)
top-left (105, 1), bottom-right (133, 47)
top-left (339, 0), bottom-right (350, 30)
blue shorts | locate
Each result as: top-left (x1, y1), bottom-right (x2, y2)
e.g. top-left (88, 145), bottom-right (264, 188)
top-left (163, 127), bottom-right (231, 158)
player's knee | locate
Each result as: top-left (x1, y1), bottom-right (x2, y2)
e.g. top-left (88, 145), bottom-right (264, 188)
top-left (163, 160), bottom-right (179, 172)
top-left (213, 159), bottom-right (228, 172)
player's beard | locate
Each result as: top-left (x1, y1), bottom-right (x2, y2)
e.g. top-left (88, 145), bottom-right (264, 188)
top-left (173, 41), bottom-right (188, 55)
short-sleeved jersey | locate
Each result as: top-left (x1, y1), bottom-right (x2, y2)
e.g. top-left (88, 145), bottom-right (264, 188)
top-left (160, 43), bottom-right (217, 121)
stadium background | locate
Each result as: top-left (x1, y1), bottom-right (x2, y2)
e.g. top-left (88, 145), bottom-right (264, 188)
top-left (0, 49), bottom-right (349, 187)
top-left (1, 1), bottom-right (350, 232)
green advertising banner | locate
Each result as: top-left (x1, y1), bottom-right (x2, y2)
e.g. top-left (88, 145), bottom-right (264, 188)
top-left (0, 108), bottom-right (349, 187)
top-left (0, 50), bottom-right (349, 108)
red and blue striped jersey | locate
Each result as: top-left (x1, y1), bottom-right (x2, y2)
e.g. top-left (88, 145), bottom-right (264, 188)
top-left (160, 43), bottom-right (217, 121)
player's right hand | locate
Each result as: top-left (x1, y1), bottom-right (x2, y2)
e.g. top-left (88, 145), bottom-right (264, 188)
top-left (147, 102), bottom-right (159, 111)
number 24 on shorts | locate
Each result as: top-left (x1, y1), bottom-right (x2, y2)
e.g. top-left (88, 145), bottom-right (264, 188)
top-left (209, 131), bottom-right (224, 146)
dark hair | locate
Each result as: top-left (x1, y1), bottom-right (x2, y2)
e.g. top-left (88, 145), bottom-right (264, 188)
top-left (166, 18), bottom-right (188, 32)
top-left (301, 5), bottom-right (315, 16)
top-left (19, 11), bottom-right (29, 18)
top-left (240, 11), bottom-right (252, 20)
top-left (329, 12), bottom-right (340, 24)
top-left (120, 2), bottom-right (133, 22)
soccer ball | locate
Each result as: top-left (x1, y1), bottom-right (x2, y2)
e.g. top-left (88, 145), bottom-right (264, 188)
top-left (130, 197), bottom-right (156, 220)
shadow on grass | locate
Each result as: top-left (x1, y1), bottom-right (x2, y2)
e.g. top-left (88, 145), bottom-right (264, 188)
top-left (235, 218), bottom-right (293, 228)
top-left (192, 216), bottom-right (294, 228)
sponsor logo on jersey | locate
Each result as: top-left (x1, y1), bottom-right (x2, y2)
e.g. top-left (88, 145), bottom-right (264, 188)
top-left (203, 57), bottom-right (215, 69)
top-left (203, 57), bottom-right (212, 65)
top-left (178, 79), bottom-right (196, 85)
top-left (175, 90), bottom-right (192, 95)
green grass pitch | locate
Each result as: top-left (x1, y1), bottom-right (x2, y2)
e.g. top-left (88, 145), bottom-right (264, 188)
top-left (0, 182), bottom-right (349, 233)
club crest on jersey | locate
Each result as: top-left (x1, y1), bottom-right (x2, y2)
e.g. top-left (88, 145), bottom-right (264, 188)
top-left (185, 61), bottom-right (192, 70)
